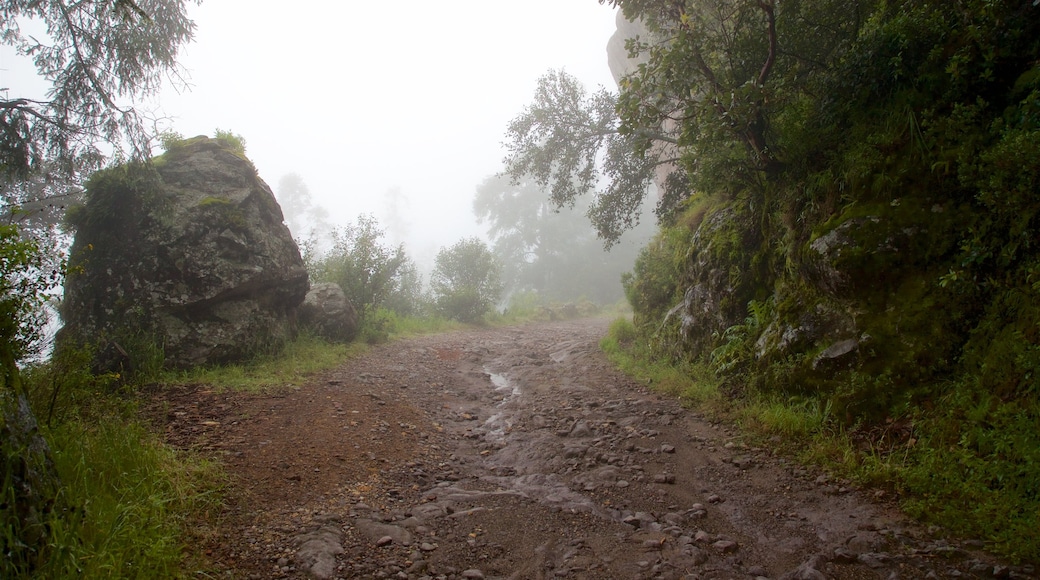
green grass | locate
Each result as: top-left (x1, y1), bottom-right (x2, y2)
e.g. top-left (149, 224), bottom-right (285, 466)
top-left (599, 317), bottom-right (724, 408)
top-left (2, 403), bottom-right (223, 579)
top-left (39, 419), bottom-right (223, 578)
top-left (599, 316), bottom-right (1040, 563)
top-left (164, 332), bottom-right (366, 392)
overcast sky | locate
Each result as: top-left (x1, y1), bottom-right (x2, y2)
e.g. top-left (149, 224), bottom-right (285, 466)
top-left (149, 1), bottom-right (622, 264)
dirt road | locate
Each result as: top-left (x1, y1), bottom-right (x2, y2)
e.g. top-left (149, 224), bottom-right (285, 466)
top-left (151, 318), bottom-right (1029, 579)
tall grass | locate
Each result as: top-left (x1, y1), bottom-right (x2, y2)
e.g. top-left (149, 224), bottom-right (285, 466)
top-left (599, 317), bottom-right (723, 408)
top-left (33, 420), bottom-right (223, 578)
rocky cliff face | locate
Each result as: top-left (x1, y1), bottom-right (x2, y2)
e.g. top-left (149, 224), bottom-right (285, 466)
top-left (59, 136), bottom-right (309, 368)
top-left (606, 10), bottom-right (648, 85)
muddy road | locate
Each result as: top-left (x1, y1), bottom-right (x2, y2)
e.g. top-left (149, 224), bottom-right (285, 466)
top-left (152, 318), bottom-right (1029, 579)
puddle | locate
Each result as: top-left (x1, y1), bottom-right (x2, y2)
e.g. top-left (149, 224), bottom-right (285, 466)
top-left (477, 364), bottom-right (609, 518)
top-left (483, 367), bottom-right (520, 440)
top-left (487, 369), bottom-right (520, 395)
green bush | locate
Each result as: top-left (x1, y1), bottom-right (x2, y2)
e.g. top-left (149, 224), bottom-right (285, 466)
top-left (213, 128), bottom-right (247, 156)
top-left (307, 214), bottom-right (416, 325)
top-left (431, 238), bottom-right (503, 323)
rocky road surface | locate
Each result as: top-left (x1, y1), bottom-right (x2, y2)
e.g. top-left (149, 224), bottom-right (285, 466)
top-left (148, 318), bottom-right (1034, 580)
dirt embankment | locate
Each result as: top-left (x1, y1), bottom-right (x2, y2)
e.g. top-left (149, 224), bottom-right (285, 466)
top-left (147, 319), bottom-right (1033, 580)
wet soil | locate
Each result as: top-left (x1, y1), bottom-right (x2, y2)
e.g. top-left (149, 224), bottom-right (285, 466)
top-left (144, 318), bottom-right (1033, 580)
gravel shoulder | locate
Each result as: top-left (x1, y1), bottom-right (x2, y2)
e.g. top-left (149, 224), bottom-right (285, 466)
top-left (145, 318), bottom-right (1033, 580)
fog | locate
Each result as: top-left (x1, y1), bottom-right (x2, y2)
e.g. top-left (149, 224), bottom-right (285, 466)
top-left (152, 1), bottom-right (623, 268)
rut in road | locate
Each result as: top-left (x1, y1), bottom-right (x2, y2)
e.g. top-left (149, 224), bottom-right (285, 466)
top-left (159, 318), bottom-right (1025, 580)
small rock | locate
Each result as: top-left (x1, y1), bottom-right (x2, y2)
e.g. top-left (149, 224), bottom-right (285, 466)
top-left (747, 565), bottom-right (768, 576)
top-left (461, 569), bottom-right (485, 579)
top-left (707, 494), bottom-right (723, 504)
top-left (642, 539), bottom-right (665, 550)
top-left (376, 536), bottom-right (393, 547)
top-left (857, 553), bottom-right (887, 569)
top-left (713, 539), bottom-right (738, 553)
top-left (832, 547), bottom-right (856, 563)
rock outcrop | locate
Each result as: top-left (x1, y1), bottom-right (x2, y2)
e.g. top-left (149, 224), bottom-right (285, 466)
top-left (59, 136), bottom-right (308, 368)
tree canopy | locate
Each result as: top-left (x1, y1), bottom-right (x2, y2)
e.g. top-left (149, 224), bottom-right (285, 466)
top-left (0, 0), bottom-right (197, 371)
top-left (504, 1), bottom-right (880, 243)
top-left (501, 69), bottom-right (678, 245)
top-left (1, 0), bottom-right (197, 181)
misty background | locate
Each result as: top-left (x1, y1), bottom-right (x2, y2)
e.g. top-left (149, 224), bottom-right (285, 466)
top-left (143, 1), bottom-right (648, 279)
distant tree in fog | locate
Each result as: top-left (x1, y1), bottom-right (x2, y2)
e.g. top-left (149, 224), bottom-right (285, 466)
top-left (474, 174), bottom-right (652, 304)
top-left (275, 173), bottom-right (331, 242)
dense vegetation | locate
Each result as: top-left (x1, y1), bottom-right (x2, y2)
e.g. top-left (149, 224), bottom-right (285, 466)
top-left (7, 0), bottom-right (1038, 573)
top-left (566, 0), bottom-right (1039, 562)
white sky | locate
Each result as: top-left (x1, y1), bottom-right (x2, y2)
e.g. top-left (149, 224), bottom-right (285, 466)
top-left (151, 0), bottom-right (622, 265)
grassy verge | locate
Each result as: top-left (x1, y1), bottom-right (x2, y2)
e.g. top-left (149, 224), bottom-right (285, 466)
top-left (36, 419), bottom-right (223, 578)
top-left (600, 317), bottom-right (1040, 563)
top-left (165, 332), bottom-right (367, 392)
top-left (7, 353), bottom-right (224, 579)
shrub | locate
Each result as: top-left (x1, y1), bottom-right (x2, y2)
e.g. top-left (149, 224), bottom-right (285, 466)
top-left (307, 214), bottom-right (411, 324)
top-left (431, 238), bottom-right (503, 323)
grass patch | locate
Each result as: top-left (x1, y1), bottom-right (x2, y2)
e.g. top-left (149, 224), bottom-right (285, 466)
top-left (600, 316), bottom-right (1040, 563)
top-left (165, 332), bottom-right (366, 392)
top-left (600, 317), bottom-right (724, 408)
top-left (4, 375), bottom-right (222, 580)
top-left (33, 419), bottom-right (223, 578)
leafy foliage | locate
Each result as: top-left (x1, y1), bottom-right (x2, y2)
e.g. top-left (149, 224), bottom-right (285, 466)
top-left (431, 238), bottom-right (503, 323)
top-left (307, 214), bottom-right (414, 324)
top-left (1, 0), bottom-right (197, 234)
top-left (0, 226), bottom-right (62, 386)
top-left (213, 129), bottom-right (247, 156)
top-left (502, 70), bottom-right (678, 244)
top-left (598, 0), bottom-right (1040, 560)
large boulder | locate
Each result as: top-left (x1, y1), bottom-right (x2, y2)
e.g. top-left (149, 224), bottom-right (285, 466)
top-left (59, 136), bottom-right (309, 368)
top-left (298, 282), bottom-right (359, 343)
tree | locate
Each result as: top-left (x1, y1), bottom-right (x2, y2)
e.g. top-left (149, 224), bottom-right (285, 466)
top-left (502, 69), bottom-right (682, 245)
top-left (504, 2), bottom-right (873, 243)
top-left (431, 238), bottom-right (503, 323)
top-left (473, 173), bottom-right (652, 303)
top-left (2, 0), bottom-right (197, 230)
top-left (606, 0), bottom-right (873, 183)
top-left (275, 173), bottom-right (331, 241)
top-left (307, 214), bottom-right (409, 324)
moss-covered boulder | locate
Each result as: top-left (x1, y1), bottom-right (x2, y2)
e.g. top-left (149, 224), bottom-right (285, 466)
top-left (59, 136), bottom-right (308, 368)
